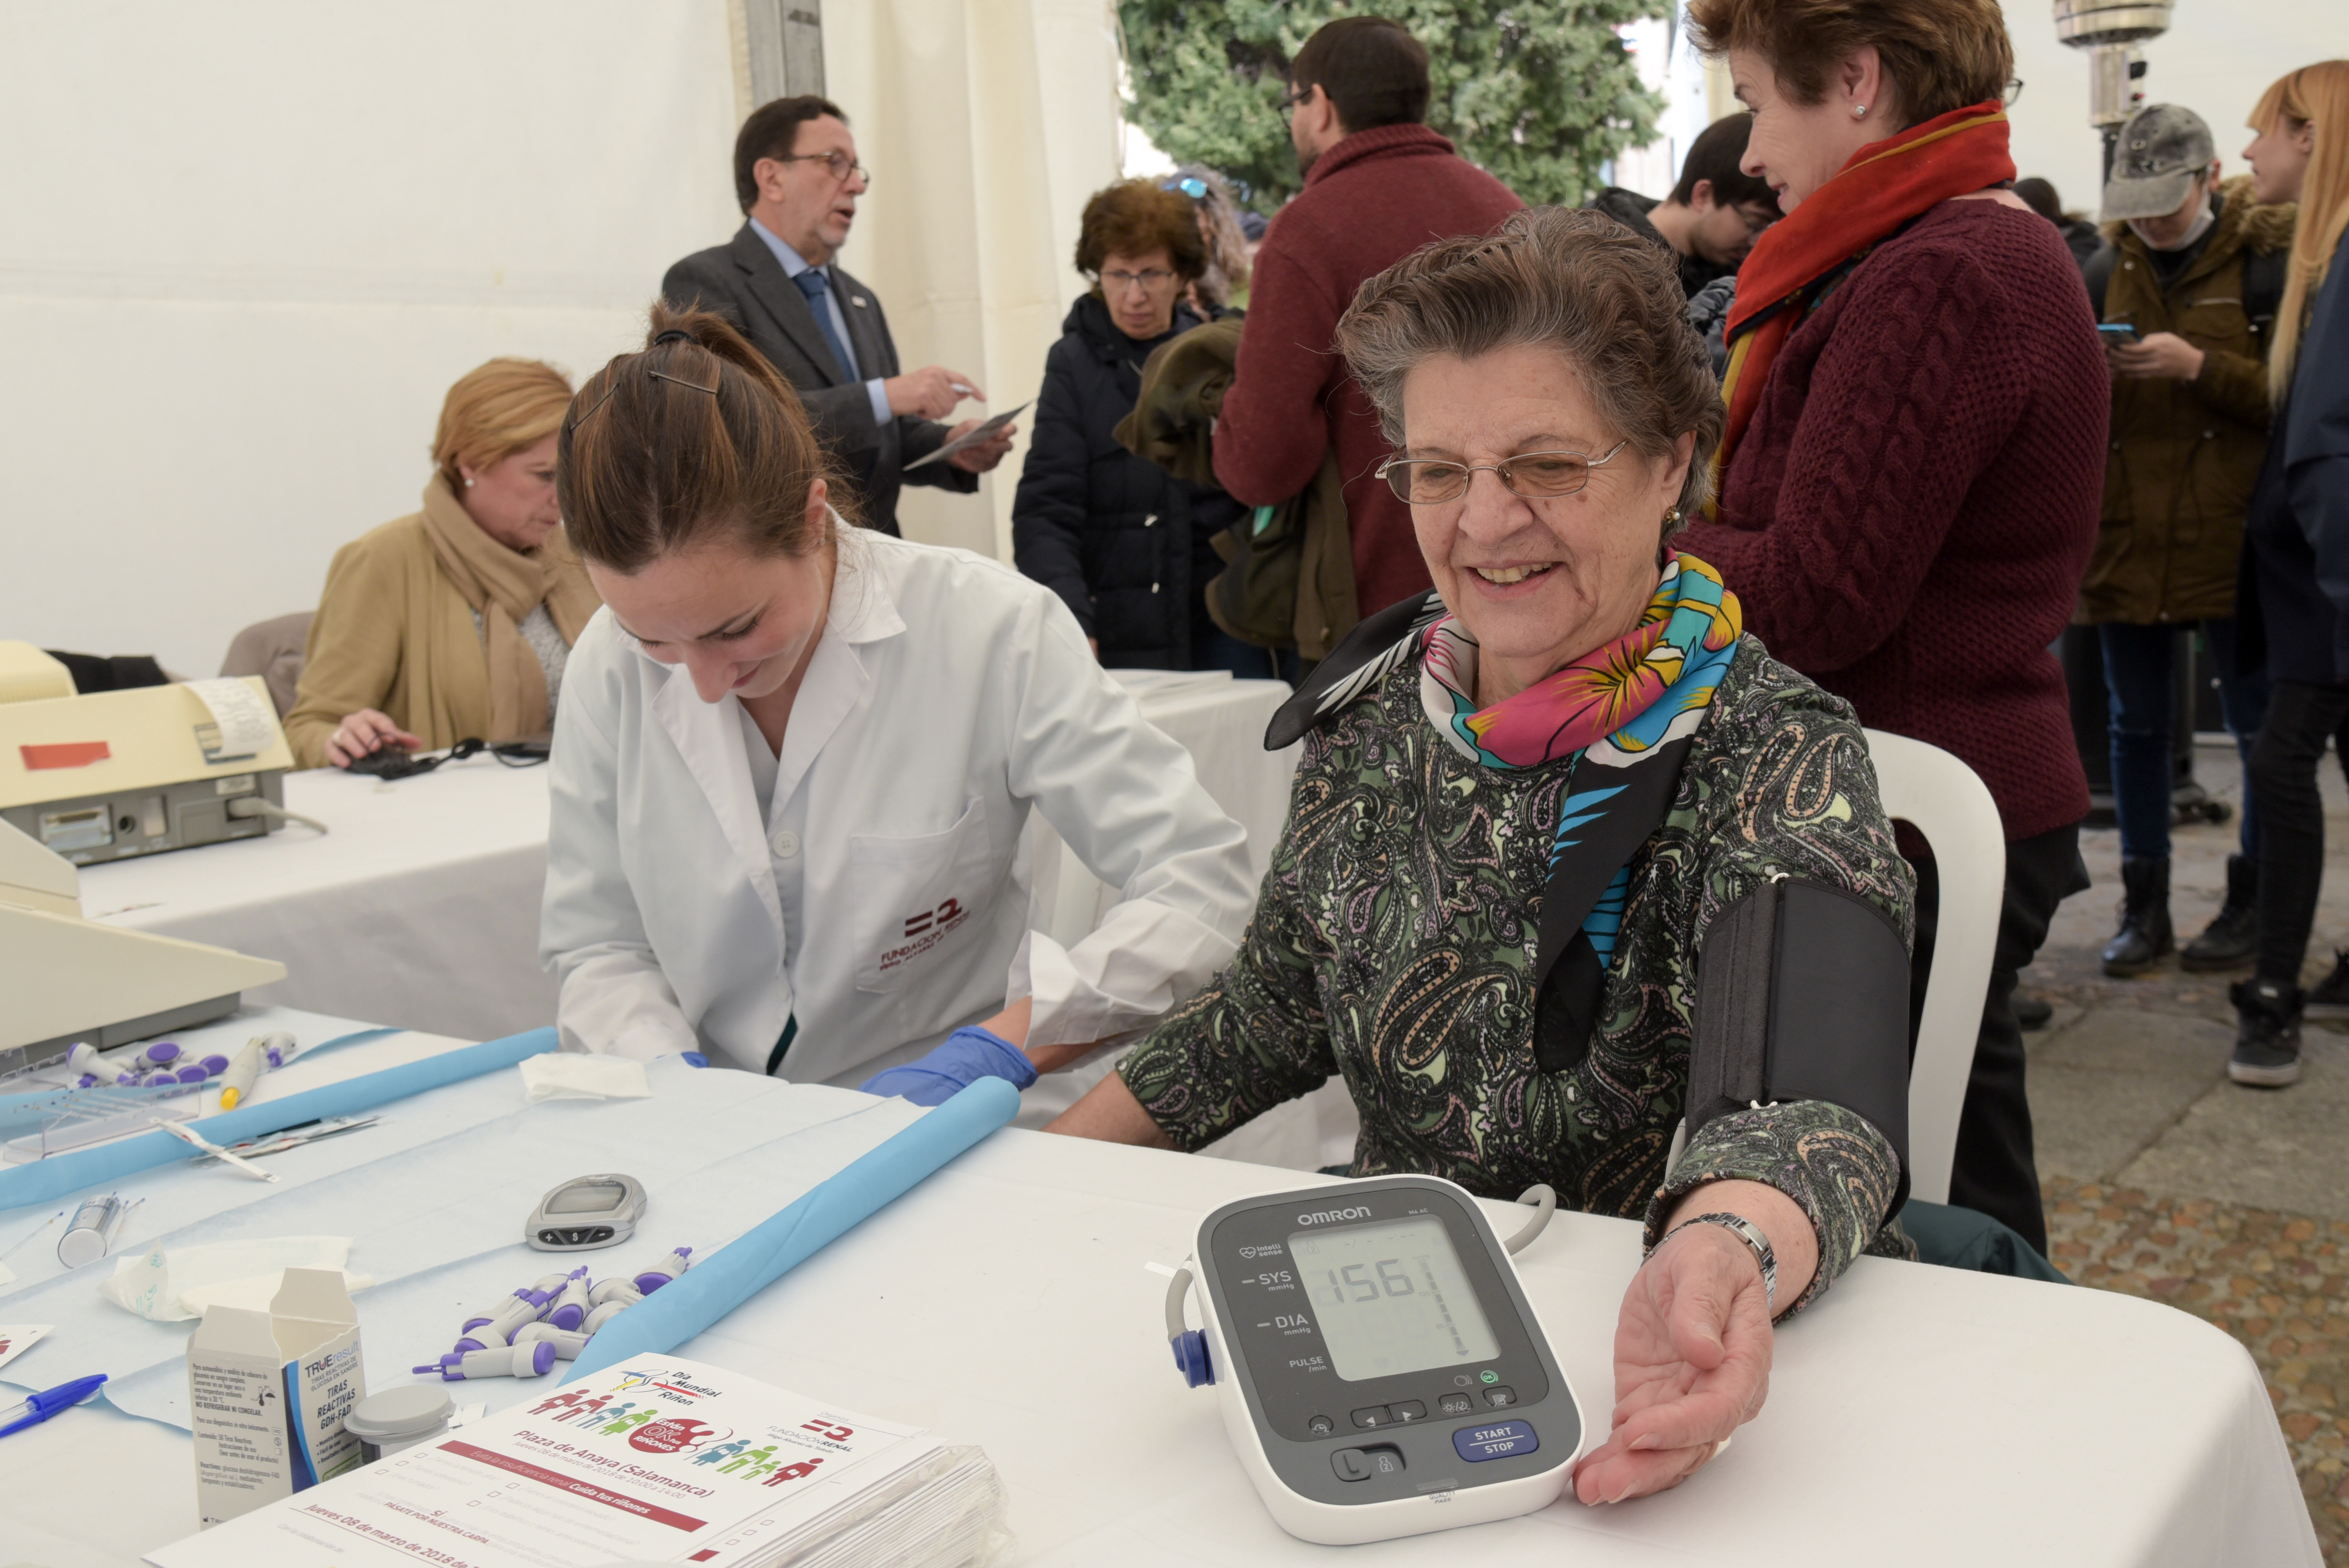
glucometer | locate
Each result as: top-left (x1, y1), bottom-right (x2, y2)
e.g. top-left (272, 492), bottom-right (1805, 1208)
top-left (526, 1174), bottom-right (646, 1251)
top-left (1172, 1173), bottom-right (1580, 1546)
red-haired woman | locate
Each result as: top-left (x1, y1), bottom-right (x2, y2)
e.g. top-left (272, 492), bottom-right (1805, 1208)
top-left (2232, 61), bottom-right (2349, 1086)
top-left (1674, 0), bottom-right (2108, 1257)
top-left (1012, 180), bottom-right (1264, 674)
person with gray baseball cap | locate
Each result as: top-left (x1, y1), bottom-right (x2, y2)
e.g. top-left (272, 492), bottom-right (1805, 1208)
top-left (2078, 100), bottom-right (2294, 991)
top-left (2102, 103), bottom-right (2220, 228)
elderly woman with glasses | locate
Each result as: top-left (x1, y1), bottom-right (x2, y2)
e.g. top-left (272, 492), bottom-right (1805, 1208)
top-left (1013, 180), bottom-right (1264, 673)
top-left (1052, 208), bottom-right (1918, 1506)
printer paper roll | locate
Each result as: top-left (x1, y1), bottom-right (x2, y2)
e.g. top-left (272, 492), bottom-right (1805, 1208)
top-left (183, 678), bottom-right (279, 758)
top-left (0, 1028), bottom-right (558, 1213)
top-left (563, 1077), bottom-right (1019, 1382)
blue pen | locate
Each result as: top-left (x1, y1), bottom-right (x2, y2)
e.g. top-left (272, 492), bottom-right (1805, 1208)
top-left (0, 1374), bottom-right (108, 1439)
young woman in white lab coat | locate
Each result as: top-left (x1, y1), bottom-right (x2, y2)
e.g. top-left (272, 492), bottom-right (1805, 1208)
top-left (539, 308), bottom-right (1256, 1098)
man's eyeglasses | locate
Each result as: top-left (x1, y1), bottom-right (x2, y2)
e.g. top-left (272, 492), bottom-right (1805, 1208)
top-left (1376, 442), bottom-right (1631, 505)
top-left (1101, 267), bottom-right (1177, 292)
top-left (1274, 85), bottom-right (1313, 121)
top-left (1732, 203), bottom-right (1778, 236)
top-left (778, 150), bottom-right (870, 186)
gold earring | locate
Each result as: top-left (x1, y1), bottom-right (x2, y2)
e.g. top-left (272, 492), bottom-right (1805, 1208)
top-left (1663, 506), bottom-right (1683, 529)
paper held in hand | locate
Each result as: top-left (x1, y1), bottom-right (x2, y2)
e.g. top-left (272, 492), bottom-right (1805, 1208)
top-left (903, 402), bottom-right (1030, 470)
top-left (146, 1356), bottom-right (1008, 1568)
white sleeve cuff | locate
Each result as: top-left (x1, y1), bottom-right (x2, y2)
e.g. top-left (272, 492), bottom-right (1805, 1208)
top-left (555, 950), bottom-right (699, 1061)
top-left (1009, 899), bottom-right (1239, 1051)
top-left (866, 378), bottom-right (890, 426)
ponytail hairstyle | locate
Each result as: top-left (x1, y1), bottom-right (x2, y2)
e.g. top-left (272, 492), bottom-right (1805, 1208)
top-left (557, 302), bottom-right (849, 573)
top-left (2253, 61), bottom-right (2349, 401)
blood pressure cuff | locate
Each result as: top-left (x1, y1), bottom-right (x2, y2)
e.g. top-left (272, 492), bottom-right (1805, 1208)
top-left (1689, 877), bottom-right (1913, 1214)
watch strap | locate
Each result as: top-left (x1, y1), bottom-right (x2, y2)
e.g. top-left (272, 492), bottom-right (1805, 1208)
top-left (1651, 1210), bottom-right (1778, 1314)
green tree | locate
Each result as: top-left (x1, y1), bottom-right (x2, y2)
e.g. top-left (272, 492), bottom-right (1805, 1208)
top-left (1119, 0), bottom-right (1674, 211)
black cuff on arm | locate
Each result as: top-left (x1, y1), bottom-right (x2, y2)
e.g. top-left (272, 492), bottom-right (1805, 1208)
top-left (1687, 877), bottom-right (1913, 1214)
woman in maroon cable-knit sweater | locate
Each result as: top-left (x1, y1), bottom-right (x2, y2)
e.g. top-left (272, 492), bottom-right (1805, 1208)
top-left (1678, 0), bottom-right (2106, 1257)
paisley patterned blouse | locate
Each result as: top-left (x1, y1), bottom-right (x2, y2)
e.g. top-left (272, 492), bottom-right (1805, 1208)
top-left (1116, 637), bottom-right (1917, 1315)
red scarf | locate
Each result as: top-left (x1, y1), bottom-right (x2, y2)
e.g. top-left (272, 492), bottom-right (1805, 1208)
top-left (1711, 102), bottom-right (2017, 505)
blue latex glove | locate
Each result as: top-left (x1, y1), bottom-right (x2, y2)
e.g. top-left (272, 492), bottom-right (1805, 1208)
top-left (857, 1026), bottom-right (1038, 1107)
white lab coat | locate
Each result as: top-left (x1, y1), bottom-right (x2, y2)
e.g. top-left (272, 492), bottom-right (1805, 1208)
top-left (540, 527), bottom-right (1256, 1087)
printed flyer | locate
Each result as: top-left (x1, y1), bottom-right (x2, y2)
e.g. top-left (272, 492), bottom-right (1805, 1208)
top-left (148, 1357), bottom-right (930, 1567)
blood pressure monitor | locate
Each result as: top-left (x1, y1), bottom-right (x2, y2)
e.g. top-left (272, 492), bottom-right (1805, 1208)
top-left (526, 1173), bottom-right (645, 1251)
top-left (1180, 1174), bottom-right (1581, 1545)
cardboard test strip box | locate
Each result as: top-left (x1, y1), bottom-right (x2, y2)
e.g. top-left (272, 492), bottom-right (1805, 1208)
top-left (186, 1267), bottom-right (366, 1528)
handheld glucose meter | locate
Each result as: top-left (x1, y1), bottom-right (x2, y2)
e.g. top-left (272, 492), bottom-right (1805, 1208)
top-left (526, 1173), bottom-right (646, 1251)
top-left (1173, 1173), bottom-right (1581, 1545)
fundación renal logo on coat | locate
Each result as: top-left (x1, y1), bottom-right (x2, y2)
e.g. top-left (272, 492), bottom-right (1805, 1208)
top-left (880, 896), bottom-right (971, 974)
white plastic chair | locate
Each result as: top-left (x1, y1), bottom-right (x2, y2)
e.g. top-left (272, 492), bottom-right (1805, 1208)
top-left (1863, 729), bottom-right (2006, 1206)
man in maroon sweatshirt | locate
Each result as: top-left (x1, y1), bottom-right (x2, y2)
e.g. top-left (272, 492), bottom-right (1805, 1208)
top-left (1211, 18), bottom-right (1523, 618)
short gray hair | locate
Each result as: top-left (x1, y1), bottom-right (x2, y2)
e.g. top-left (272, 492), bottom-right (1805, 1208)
top-left (1334, 206), bottom-right (1727, 530)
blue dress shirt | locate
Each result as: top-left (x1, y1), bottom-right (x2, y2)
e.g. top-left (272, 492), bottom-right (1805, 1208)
top-left (748, 217), bottom-right (891, 427)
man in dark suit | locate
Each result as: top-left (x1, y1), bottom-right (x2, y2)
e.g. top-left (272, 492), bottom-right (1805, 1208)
top-left (662, 96), bottom-right (1015, 535)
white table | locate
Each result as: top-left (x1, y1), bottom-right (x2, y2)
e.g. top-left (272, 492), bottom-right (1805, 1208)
top-left (0, 1018), bottom-right (2318, 1568)
top-left (82, 758), bottom-right (561, 1043)
top-left (76, 672), bottom-right (1303, 1047)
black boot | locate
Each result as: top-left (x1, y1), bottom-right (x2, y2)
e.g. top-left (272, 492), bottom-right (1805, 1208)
top-left (2180, 854), bottom-right (2258, 971)
top-left (2229, 977), bottom-right (2304, 1087)
top-left (2101, 857), bottom-right (2175, 976)
top-left (2304, 950), bottom-right (2349, 1019)
top-left (2014, 992), bottom-right (2054, 1030)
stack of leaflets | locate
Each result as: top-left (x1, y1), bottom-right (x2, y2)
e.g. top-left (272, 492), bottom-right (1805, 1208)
top-left (146, 1357), bottom-right (1009, 1568)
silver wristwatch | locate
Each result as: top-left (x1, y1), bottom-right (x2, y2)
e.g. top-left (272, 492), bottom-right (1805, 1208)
top-left (1650, 1211), bottom-right (1778, 1314)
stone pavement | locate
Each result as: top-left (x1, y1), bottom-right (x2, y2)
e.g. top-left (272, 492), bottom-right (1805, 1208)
top-left (2022, 740), bottom-right (2349, 1560)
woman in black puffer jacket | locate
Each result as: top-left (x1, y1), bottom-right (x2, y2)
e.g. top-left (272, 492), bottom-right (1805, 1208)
top-left (1013, 181), bottom-right (1261, 672)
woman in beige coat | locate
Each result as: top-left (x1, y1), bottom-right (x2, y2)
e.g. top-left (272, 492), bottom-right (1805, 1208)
top-left (284, 359), bottom-right (602, 769)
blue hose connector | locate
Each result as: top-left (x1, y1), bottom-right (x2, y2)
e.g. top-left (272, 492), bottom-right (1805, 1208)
top-left (1171, 1329), bottom-right (1214, 1388)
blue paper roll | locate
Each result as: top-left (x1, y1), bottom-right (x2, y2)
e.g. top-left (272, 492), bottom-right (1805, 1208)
top-left (0, 1027), bottom-right (558, 1213)
top-left (564, 1077), bottom-right (1020, 1382)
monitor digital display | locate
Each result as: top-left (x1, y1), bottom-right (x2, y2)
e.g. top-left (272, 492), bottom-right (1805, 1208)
top-left (546, 1183), bottom-right (625, 1214)
top-left (1288, 1216), bottom-right (1500, 1381)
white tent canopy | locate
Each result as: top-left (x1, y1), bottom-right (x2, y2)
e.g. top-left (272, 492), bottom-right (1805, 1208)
top-left (1, 0), bottom-right (1120, 680)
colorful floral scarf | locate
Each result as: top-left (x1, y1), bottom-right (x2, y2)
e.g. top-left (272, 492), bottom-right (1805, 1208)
top-left (1419, 554), bottom-right (1742, 769)
top-left (1264, 554), bottom-right (1746, 1071)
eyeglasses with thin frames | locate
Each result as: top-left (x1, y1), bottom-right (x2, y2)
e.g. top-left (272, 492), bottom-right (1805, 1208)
top-left (1274, 85), bottom-right (1313, 122)
top-left (1101, 268), bottom-right (1177, 292)
top-left (778, 150), bottom-right (870, 186)
top-left (1376, 442), bottom-right (1631, 505)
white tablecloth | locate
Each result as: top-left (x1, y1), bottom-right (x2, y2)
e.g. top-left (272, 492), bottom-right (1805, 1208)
top-left (0, 1017), bottom-right (2320, 1568)
top-left (76, 672), bottom-right (1302, 1047)
top-left (82, 759), bottom-right (562, 1042)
